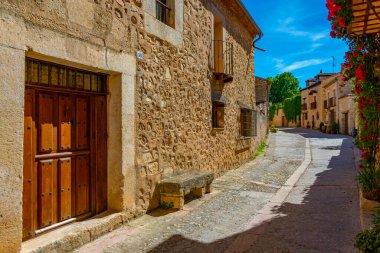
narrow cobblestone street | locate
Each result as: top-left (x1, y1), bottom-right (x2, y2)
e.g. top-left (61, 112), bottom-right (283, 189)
top-left (75, 128), bottom-right (361, 253)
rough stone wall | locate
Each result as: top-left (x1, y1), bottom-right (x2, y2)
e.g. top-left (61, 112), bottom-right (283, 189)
top-left (0, 0), bottom-right (258, 219)
top-left (255, 77), bottom-right (269, 142)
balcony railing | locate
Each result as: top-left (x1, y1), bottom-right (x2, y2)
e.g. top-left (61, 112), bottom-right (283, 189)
top-left (209, 40), bottom-right (234, 83)
top-left (302, 103), bottom-right (307, 110)
top-left (156, 0), bottom-right (171, 26)
top-left (311, 102), bottom-right (317, 109)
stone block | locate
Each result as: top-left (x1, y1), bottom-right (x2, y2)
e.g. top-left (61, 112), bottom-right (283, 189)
top-left (192, 187), bottom-right (205, 198)
top-left (160, 193), bottom-right (184, 210)
top-left (206, 183), bottom-right (212, 193)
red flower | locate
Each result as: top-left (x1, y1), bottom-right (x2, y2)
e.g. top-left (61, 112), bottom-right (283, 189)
top-left (355, 83), bottom-right (363, 95)
top-left (330, 31), bottom-right (336, 38)
top-left (355, 64), bottom-right (366, 82)
top-left (358, 99), bottom-right (364, 110)
top-left (338, 16), bottom-right (346, 27)
top-left (345, 52), bottom-right (350, 60)
top-left (367, 135), bottom-right (375, 141)
top-left (363, 120), bottom-right (368, 130)
top-left (362, 150), bottom-right (369, 158)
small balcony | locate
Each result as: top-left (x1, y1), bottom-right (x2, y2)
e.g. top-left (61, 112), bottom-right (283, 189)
top-left (302, 103), bottom-right (307, 110)
top-left (210, 40), bottom-right (234, 83)
top-left (311, 102), bottom-right (317, 110)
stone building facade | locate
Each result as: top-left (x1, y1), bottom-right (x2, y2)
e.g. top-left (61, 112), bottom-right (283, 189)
top-left (0, 0), bottom-right (263, 252)
top-left (270, 108), bottom-right (299, 128)
top-left (301, 72), bottom-right (356, 134)
top-left (301, 72), bottom-right (334, 129)
top-left (322, 75), bottom-right (356, 134)
top-left (255, 76), bottom-right (270, 140)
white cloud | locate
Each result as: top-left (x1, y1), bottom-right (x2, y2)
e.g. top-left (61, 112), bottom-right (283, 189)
top-left (281, 58), bottom-right (331, 72)
top-left (272, 58), bottom-right (284, 69)
top-left (284, 43), bottom-right (324, 58)
top-left (310, 32), bottom-right (327, 41)
top-left (276, 18), bottom-right (327, 42)
top-left (282, 17), bottom-right (294, 25)
top-left (311, 43), bottom-right (323, 49)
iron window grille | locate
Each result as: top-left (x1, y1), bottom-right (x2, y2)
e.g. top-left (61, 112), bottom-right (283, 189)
top-left (240, 108), bottom-right (256, 137)
top-left (156, 0), bottom-right (171, 26)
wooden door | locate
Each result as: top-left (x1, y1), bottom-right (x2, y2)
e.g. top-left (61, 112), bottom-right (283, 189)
top-left (23, 58), bottom-right (108, 239)
top-left (344, 113), bottom-right (349, 135)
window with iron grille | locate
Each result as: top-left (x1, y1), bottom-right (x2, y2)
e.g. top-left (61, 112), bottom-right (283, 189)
top-left (240, 108), bottom-right (256, 137)
top-left (212, 102), bottom-right (225, 128)
top-left (156, 0), bottom-right (174, 27)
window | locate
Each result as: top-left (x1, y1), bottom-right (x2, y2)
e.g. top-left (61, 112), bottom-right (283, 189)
top-left (240, 108), bottom-right (255, 137)
top-left (144, 0), bottom-right (183, 46)
top-left (212, 102), bottom-right (225, 128)
top-left (156, 0), bottom-right (174, 28)
top-left (211, 92), bottom-right (226, 129)
top-left (25, 58), bottom-right (106, 94)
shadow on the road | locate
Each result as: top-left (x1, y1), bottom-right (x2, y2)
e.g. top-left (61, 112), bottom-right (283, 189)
top-left (280, 127), bottom-right (354, 139)
top-left (148, 128), bottom-right (361, 253)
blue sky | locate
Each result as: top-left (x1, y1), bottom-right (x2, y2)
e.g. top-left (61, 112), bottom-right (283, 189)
top-left (242, 0), bottom-right (348, 88)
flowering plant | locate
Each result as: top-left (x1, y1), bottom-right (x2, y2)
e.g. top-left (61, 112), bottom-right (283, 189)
top-left (326, 0), bottom-right (353, 38)
top-left (327, 0), bottom-right (380, 200)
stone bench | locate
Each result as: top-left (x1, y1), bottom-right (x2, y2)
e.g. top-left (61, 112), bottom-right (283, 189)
top-left (158, 171), bottom-right (214, 210)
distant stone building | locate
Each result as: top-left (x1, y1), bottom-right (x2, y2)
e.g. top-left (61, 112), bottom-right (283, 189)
top-left (301, 72), bottom-right (335, 129)
top-left (270, 108), bottom-right (300, 127)
top-left (301, 72), bottom-right (356, 134)
top-left (0, 0), bottom-right (265, 251)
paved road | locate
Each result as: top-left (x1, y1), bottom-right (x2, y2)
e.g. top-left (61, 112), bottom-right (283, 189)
top-left (76, 128), bottom-right (361, 253)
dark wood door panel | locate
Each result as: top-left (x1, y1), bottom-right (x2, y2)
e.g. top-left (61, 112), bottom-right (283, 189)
top-left (59, 96), bottom-right (74, 151)
top-left (59, 158), bottom-right (72, 222)
top-left (95, 96), bottom-right (108, 213)
top-left (38, 159), bottom-right (57, 229)
top-left (23, 89), bottom-right (36, 239)
top-left (38, 93), bottom-right (57, 153)
top-left (76, 97), bottom-right (89, 150)
top-left (75, 155), bottom-right (90, 216)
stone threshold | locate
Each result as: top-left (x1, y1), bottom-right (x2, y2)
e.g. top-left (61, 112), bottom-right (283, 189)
top-left (21, 211), bottom-right (133, 253)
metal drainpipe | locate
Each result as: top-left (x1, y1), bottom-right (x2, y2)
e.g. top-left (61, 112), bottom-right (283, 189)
top-left (252, 33), bottom-right (265, 133)
top-left (253, 34), bottom-right (265, 52)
